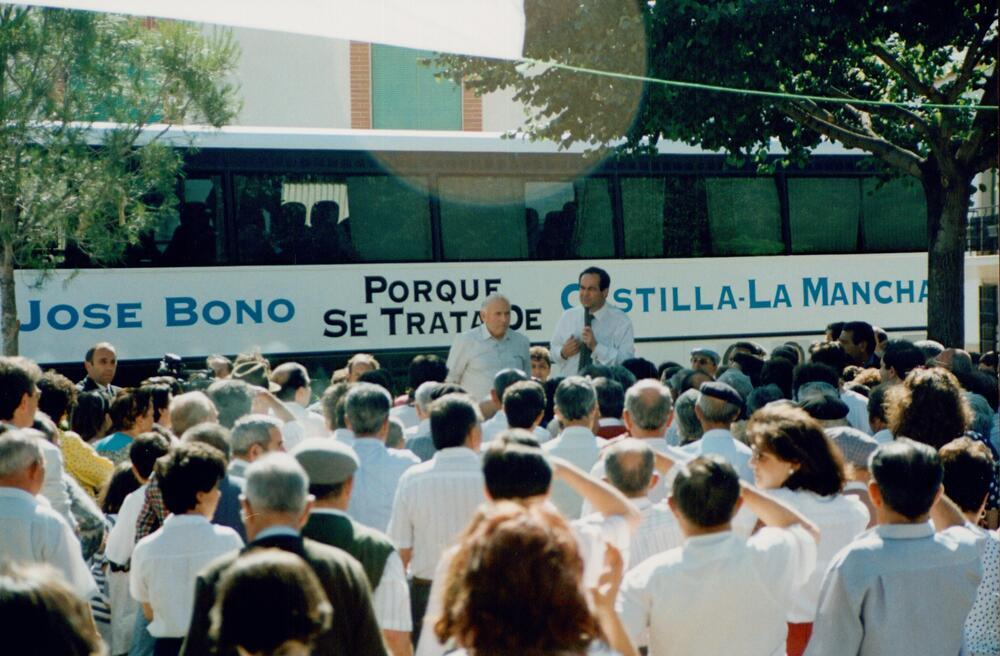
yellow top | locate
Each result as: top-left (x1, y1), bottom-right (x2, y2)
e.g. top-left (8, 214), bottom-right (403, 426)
top-left (60, 431), bottom-right (115, 499)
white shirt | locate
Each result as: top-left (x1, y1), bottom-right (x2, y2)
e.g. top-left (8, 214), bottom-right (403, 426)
top-left (130, 513), bottom-right (244, 638)
top-left (347, 437), bottom-right (420, 532)
top-left (618, 525), bottom-right (817, 656)
top-left (390, 403), bottom-right (419, 430)
top-left (0, 487), bottom-right (97, 599)
top-left (585, 437), bottom-right (671, 516)
top-left (280, 401), bottom-right (328, 451)
top-left (666, 428), bottom-right (754, 483)
top-left (964, 525), bottom-right (999, 655)
top-left (38, 438), bottom-right (73, 526)
top-left (311, 508), bottom-right (412, 632)
top-left (621, 498), bottom-right (682, 571)
top-left (550, 304), bottom-right (635, 376)
top-left (446, 324), bottom-right (531, 401)
top-left (333, 427), bottom-right (356, 446)
top-left (841, 389), bottom-right (872, 435)
top-left (105, 483), bottom-right (148, 565)
top-left (386, 447), bottom-right (485, 579)
top-left (767, 488), bottom-right (870, 621)
top-left (543, 426), bottom-right (602, 519)
top-left (405, 418), bottom-right (430, 441)
top-left (481, 411), bottom-right (551, 444)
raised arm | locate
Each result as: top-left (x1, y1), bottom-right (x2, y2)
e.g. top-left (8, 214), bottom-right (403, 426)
top-left (739, 482), bottom-right (820, 543)
top-left (550, 456), bottom-right (640, 529)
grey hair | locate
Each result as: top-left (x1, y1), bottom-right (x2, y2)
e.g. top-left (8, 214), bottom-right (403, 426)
top-left (170, 391), bottom-right (217, 436)
top-left (244, 453), bottom-right (310, 514)
top-left (604, 438), bottom-right (655, 497)
top-left (696, 391), bottom-right (740, 424)
top-left (674, 389), bottom-right (704, 443)
top-left (231, 414), bottom-right (283, 456)
top-left (624, 380), bottom-right (673, 430)
top-left (480, 293), bottom-right (510, 310)
top-left (345, 382), bottom-right (392, 435)
top-left (413, 381), bottom-right (441, 413)
top-left (554, 376), bottom-right (597, 421)
top-left (386, 417), bottom-right (405, 449)
top-left (0, 429), bottom-right (44, 478)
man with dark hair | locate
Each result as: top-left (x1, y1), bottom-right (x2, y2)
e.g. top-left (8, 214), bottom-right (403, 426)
top-left (482, 368), bottom-right (551, 443)
top-left (77, 342), bottom-right (120, 396)
top-left (131, 442), bottom-right (243, 655)
top-left (543, 376), bottom-right (601, 518)
top-left (550, 266), bottom-right (635, 376)
top-left (270, 362), bottom-right (325, 450)
top-left (866, 384), bottom-right (892, 444)
top-left (594, 377), bottom-right (627, 439)
top-left (838, 321), bottom-right (878, 368)
top-left (618, 454), bottom-right (818, 656)
top-left (293, 439), bottom-right (412, 656)
top-left (806, 439), bottom-right (982, 656)
top-left (825, 322), bottom-right (845, 342)
top-left (501, 380), bottom-right (548, 438)
top-left (391, 354), bottom-right (449, 430)
top-left (387, 394), bottom-right (485, 643)
top-left (798, 359), bottom-right (871, 434)
top-left (181, 424), bottom-right (245, 540)
top-left (879, 339), bottom-right (926, 385)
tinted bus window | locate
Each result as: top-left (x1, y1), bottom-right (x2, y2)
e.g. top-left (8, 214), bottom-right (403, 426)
top-left (788, 178), bottom-right (860, 254)
top-left (862, 178), bottom-right (927, 251)
top-left (706, 178), bottom-right (783, 256)
top-left (439, 177), bottom-right (529, 261)
top-left (622, 176), bottom-right (713, 258)
top-left (159, 175), bottom-right (225, 266)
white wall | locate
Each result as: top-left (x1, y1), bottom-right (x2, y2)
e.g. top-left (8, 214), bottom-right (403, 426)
top-left (481, 86), bottom-right (531, 132)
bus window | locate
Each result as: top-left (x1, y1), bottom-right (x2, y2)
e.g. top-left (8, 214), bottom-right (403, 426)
top-left (622, 176), bottom-right (714, 259)
top-left (788, 178), bottom-right (860, 254)
top-left (571, 178), bottom-right (614, 258)
top-left (345, 176), bottom-right (433, 262)
top-left (862, 178), bottom-right (927, 252)
top-left (439, 177), bottom-right (529, 261)
top-left (160, 176), bottom-right (225, 266)
top-left (526, 181), bottom-right (575, 259)
top-left (622, 177), bottom-right (666, 258)
top-left (706, 178), bottom-right (784, 256)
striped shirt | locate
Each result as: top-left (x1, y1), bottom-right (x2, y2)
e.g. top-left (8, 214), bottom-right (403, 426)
top-left (387, 447), bottom-right (485, 579)
top-left (626, 498), bottom-right (684, 570)
top-left (348, 437), bottom-right (420, 532)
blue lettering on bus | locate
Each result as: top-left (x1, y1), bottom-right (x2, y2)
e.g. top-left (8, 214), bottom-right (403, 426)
top-left (82, 304), bottom-right (112, 329)
top-left (748, 280), bottom-right (771, 309)
top-left (561, 283), bottom-right (579, 310)
top-left (117, 303), bottom-right (142, 328)
top-left (612, 288), bottom-right (633, 313)
top-left (49, 304), bottom-right (78, 331)
top-left (166, 297), bottom-right (198, 326)
top-left (874, 281), bottom-right (893, 303)
top-left (803, 277), bottom-right (828, 307)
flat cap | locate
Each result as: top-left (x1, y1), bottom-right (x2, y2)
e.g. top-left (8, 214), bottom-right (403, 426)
top-left (699, 381), bottom-right (744, 409)
top-left (291, 438), bottom-right (359, 485)
top-left (825, 426), bottom-right (878, 470)
top-left (798, 386), bottom-right (850, 421)
top-left (691, 347), bottom-right (720, 364)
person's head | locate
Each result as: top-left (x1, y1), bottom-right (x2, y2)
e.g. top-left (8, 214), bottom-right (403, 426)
top-left (868, 438), bottom-right (943, 522)
top-left (0, 430), bottom-right (45, 494)
top-left (430, 394), bottom-right (482, 451)
top-left (578, 266), bottom-right (610, 311)
top-left (529, 346), bottom-right (552, 381)
top-left (915, 339), bottom-right (945, 362)
top-left (84, 342), bottom-right (118, 387)
top-left (746, 405), bottom-right (845, 494)
top-left (792, 362), bottom-right (840, 398)
top-left (621, 357), bottom-right (658, 382)
top-left (695, 382), bottom-right (742, 428)
top-left (37, 371), bottom-right (77, 424)
top-left (435, 502), bottom-right (599, 655)
top-left (479, 293), bottom-right (512, 340)
top-left (406, 354), bottom-right (448, 394)
top-left (668, 367), bottom-right (714, 400)
top-left (357, 368), bottom-right (394, 396)
top-left (491, 368), bottom-right (529, 406)
top-left (771, 344), bottom-right (801, 367)
top-left (157, 441), bottom-right (227, 517)
top-left (210, 549), bottom-right (331, 656)
top-left (346, 353), bottom-right (379, 382)
top-left (386, 417), bottom-right (405, 450)
top-left (292, 438), bottom-right (359, 506)
top-left (886, 367), bottom-right (971, 449)
top-left (232, 415), bottom-right (285, 463)
top-left (0, 357), bottom-right (42, 427)
top-left (880, 339), bottom-right (926, 385)
top-left (319, 382), bottom-right (351, 431)
top-left (796, 383), bottom-right (850, 426)
top-left (169, 391), bottom-right (218, 437)
top-left (128, 431), bottom-right (172, 482)
top-left (183, 422), bottom-right (233, 463)
top-left (109, 388), bottom-right (154, 434)
top-left (344, 382), bottom-right (392, 439)
top-left (808, 341), bottom-right (850, 379)
top-left (867, 384), bottom-right (889, 432)
top-left (825, 321), bottom-right (845, 342)
top-left (411, 381), bottom-right (441, 420)
top-left (622, 379), bottom-right (673, 436)
top-left (139, 381), bottom-right (173, 428)
top-left (502, 381), bottom-right (546, 430)
top-left (690, 348), bottom-right (719, 376)
top-left (482, 433), bottom-right (553, 500)
top-left (0, 561), bottom-right (105, 656)
top-left (593, 377), bottom-right (624, 420)
top-left (554, 376), bottom-right (597, 426)
top-left (70, 392), bottom-right (110, 441)
top-left (100, 461), bottom-right (141, 515)
top-left (206, 354), bottom-right (233, 379)
top-left (207, 379), bottom-right (255, 429)
top-left (673, 389), bottom-right (703, 444)
top-left (978, 351), bottom-right (998, 375)
top-left (760, 358), bottom-right (794, 400)
top-left (604, 439), bottom-right (656, 499)
top-left (669, 455), bottom-right (742, 532)
top-left (242, 453), bottom-right (312, 538)
top-left (838, 321), bottom-right (876, 365)
top-left (270, 363), bottom-right (311, 406)
top-left (938, 437), bottom-right (994, 517)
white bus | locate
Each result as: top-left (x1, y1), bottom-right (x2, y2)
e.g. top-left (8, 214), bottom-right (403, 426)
top-left (18, 126), bottom-right (999, 375)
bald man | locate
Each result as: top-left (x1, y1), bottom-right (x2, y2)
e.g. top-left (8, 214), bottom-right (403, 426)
top-left (445, 294), bottom-right (530, 402)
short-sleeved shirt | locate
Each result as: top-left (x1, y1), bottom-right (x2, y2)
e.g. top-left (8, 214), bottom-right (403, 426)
top-left (446, 324), bottom-right (531, 402)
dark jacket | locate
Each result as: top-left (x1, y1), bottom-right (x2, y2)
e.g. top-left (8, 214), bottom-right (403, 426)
top-left (302, 512), bottom-right (396, 589)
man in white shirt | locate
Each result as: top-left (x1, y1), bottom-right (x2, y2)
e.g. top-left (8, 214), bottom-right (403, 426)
top-left (388, 394), bottom-right (487, 645)
top-left (270, 362), bottom-right (327, 450)
top-left (543, 376), bottom-right (601, 518)
top-left (494, 380), bottom-right (551, 444)
top-left (391, 355), bottom-right (448, 430)
top-left (667, 382), bottom-right (752, 482)
top-left (617, 455), bottom-right (819, 656)
top-left (228, 414), bottom-right (285, 479)
top-left (345, 383), bottom-right (420, 531)
top-left (550, 266), bottom-right (634, 377)
top-left (481, 369), bottom-right (550, 443)
top-left (446, 294), bottom-right (531, 403)
top-left (0, 429), bottom-right (96, 600)
top-left (806, 439), bottom-right (984, 656)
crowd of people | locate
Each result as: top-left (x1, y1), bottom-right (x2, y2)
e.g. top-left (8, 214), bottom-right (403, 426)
top-left (0, 265), bottom-right (998, 656)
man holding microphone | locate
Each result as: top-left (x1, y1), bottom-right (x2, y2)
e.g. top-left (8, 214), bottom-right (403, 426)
top-left (551, 267), bottom-right (635, 376)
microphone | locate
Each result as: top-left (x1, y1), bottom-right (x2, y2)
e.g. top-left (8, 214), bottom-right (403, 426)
top-left (584, 309), bottom-right (593, 328)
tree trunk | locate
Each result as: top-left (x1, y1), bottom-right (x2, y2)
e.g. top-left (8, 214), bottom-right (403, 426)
top-left (1, 239), bottom-right (17, 355)
top-left (924, 174), bottom-right (972, 348)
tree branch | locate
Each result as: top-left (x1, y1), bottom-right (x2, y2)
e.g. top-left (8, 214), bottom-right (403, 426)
top-left (780, 101), bottom-right (923, 178)
top-left (870, 42), bottom-right (946, 105)
top-left (956, 66), bottom-right (998, 166)
top-left (946, 11), bottom-right (995, 104)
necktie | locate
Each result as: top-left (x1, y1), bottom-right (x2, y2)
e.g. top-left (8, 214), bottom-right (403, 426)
top-left (578, 310), bottom-right (593, 371)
